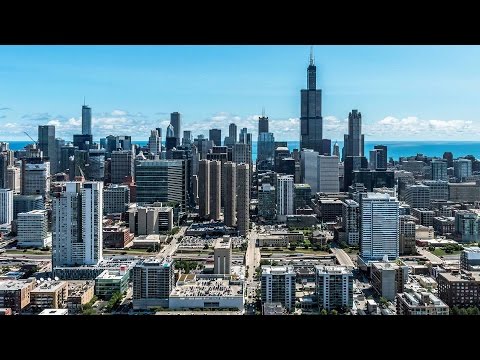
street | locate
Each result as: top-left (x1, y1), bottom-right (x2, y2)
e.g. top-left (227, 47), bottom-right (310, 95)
top-left (244, 227), bottom-right (261, 314)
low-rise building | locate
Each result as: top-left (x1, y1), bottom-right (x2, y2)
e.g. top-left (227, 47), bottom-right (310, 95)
top-left (437, 271), bottom-right (480, 308)
top-left (66, 281), bottom-right (95, 313)
top-left (169, 274), bottom-right (244, 310)
top-left (30, 280), bottom-right (68, 311)
top-left (53, 257), bottom-right (139, 280)
top-left (0, 278), bottom-right (36, 313)
top-left (17, 209), bottom-right (50, 248)
top-left (461, 247), bottom-right (480, 271)
top-left (95, 268), bottom-right (129, 299)
top-left (415, 225), bottom-right (434, 241)
top-left (412, 208), bottom-right (434, 227)
top-left (103, 224), bottom-right (134, 248)
top-left (433, 216), bottom-right (455, 236)
top-left (396, 290), bottom-right (449, 315)
top-left (38, 308), bottom-right (69, 315)
top-left (256, 231), bottom-right (303, 247)
top-left (371, 260), bottom-right (409, 301)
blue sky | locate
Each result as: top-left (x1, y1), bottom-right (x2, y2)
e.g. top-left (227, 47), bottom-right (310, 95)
top-left (1, 45), bottom-right (480, 141)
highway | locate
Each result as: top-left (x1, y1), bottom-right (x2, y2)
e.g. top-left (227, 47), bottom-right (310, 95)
top-left (244, 228), bottom-right (261, 313)
top-left (157, 226), bottom-right (186, 258)
top-left (331, 247), bottom-right (355, 269)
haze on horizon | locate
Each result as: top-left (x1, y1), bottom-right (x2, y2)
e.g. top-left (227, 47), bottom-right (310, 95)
top-left (0, 45), bottom-right (479, 142)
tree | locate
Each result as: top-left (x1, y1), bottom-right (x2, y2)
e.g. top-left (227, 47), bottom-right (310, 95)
top-left (379, 297), bottom-right (389, 307)
top-left (260, 259), bottom-right (270, 266)
top-left (203, 243), bottom-right (209, 250)
top-left (330, 309), bottom-right (338, 315)
top-left (320, 309), bottom-right (328, 315)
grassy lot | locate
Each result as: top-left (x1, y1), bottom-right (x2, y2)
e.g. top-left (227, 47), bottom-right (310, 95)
top-left (431, 248), bottom-right (463, 256)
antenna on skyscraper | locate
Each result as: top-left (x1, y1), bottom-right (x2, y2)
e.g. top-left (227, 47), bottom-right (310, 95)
top-left (310, 45), bottom-right (314, 66)
top-left (262, 107), bottom-right (265, 117)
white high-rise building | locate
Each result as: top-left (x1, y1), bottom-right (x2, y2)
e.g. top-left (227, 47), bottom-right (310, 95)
top-left (301, 149), bottom-right (319, 193)
top-left (52, 182), bottom-right (103, 267)
top-left (318, 155), bottom-right (339, 193)
top-left (261, 265), bottom-right (296, 312)
top-left (148, 129), bottom-right (162, 156)
top-left (276, 175), bottom-right (294, 220)
top-left (315, 266), bottom-right (353, 311)
top-left (360, 192), bottom-right (399, 262)
top-left (0, 189), bottom-right (13, 225)
top-left (6, 166), bottom-right (20, 194)
top-left (17, 210), bottom-right (49, 248)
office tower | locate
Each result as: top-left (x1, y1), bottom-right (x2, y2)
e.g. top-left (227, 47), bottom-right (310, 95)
top-left (128, 205), bottom-right (174, 235)
top-left (371, 260), bottom-right (409, 301)
top-left (431, 159), bottom-right (448, 181)
top-left (352, 169), bottom-right (395, 192)
top-left (360, 193), bottom-right (399, 262)
top-left (209, 160), bottom-right (221, 220)
top-left (405, 184), bottom-right (431, 209)
top-left (135, 159), bottom-right (187, 210)
top-left (87, 149), bottom-right (105, 181)
top-left (237, 163), bottom-right (249, 237)
top-left (315, 266), bottom-right (353, 311)
top-left (258, 114), bottom-right (269, 133)
top-left (165, 124), bottom-right (177, 151)
top-left (278, 158), bottom-right (296, 176)
top-left (82, 104), bottom-right (92, 136)
top-left (343, 109), bottom-right (364, 160)
top-left (300, 48), bottom-right (322, 153)
top-left (0, 151), bottom-right (13, 188)
top-left (170, 112), bottom-right (181, 146)
top-left (332, 141), bottom-right (340, 158)
top-left (111, 150), bottom-right (134, 184)
top-left (13, 194), bottom-right (44, 220)
top-left (214, 236), bottom-right (232, 274)
top-left (343, 199), bottom-right (360, 246)
top-left (105, 135), bottom-right (132, 155)
top-left (293, 183), bottom-right (311, 210)
top-left (261, 265), bottom-right (296, 312)
top-left (209, 129), bottom-right (222, 147)
top-left (71, 149), bottom-right (87, 180)
top-left (182, 130), bottom-right (192, 146)
top-left (239, 128), bottom-right (248, 144)
top-left (369, 150), bottom-right (379, 170)
top-left (148, 129), bottom-right (162, 156)
top-left (399, 215), bottom-right (416, 256)
top-left (133, 257), bottom-right (174, 309)
top-left (320, 138), bottom-right (331, 156)
top-left (38, 125), bottom-right (57, 174)
top-left (344, 156), bottom-right (368, 191)
top-left (52, 182), bottom-right (103, 267)
top-left (276, 175), bottom-right (294, 219)
top-left (318, 155), bottom-right (339, 193)
top-left (373, 145), bottom-right (388, 170)
top-left (59, 144), bottom-right (77, 173)
top-left (455, 211), bottom-right (480, 242)
top-left (443, 152), bottom-right (454, 167)
top-left (422, 180), bottom-right (448, 202)
top-left (454, 158), bottom-right (472, 181)
top-left (233, 142), bottom-right (252, 181)
top-left (198, 159), bottom-right (210, 218)
top-left (225, 123), bottom-right (238, 147)
top-left (224, 162), bottom-right (237, 227)
top-left (21, 159), bottom-right (50, 199)
top-left (192, 174), bottom-right (199, 205)
top-left (274, 147), bottom-right (290, 173)
top-left (17, 210), bottom-right (49, 248)
top-left (73, 134), bottom-right (93, 151)
top-left (0, 189), bottom-right (13, 225)
top-left (6, 166), bottom-right (20, 194)
top-left (103, 184), bottom-right (130, 215)
top-left (257, 132), bottom-right (275, 170)
top-left (258, 183), bottom-right (276, 220)
top-left (193, 135), bottom-right (214, 160)
top-left (300, 149), bottom-right (319, 192)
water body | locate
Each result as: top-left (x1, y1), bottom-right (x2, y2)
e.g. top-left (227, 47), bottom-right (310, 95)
top-left (5, 140), bottom-right (480, 162)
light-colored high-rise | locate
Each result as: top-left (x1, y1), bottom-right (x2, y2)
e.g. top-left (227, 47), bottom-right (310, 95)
top-left (360, 192), bottom-right (399, 262)
top-left (148, 129), bottom-right (162, 156)
top-left (223, 162), bottom-right (237, 227)
top-left (22, 161), bottom-right (50, 199)
top-left (198, 159), bottom-right (210, 218)
top-left (276, 175), bottom-right (294, 219)
top-left (52, 182), bottom-right (103, 267)
top-left (318, 155), bottom-right (339, 193)
top-left (342, 199), bottom-right (359, 246)
top-left (405, 184), bottom-right (430, 209)
top-left (6, 166), bottom-right (20, 194)
top-left (261, 265), bottom-right (296, 312)
top-left (236, 163), bottom-right (249, 237)
top-left (17, 210), bottom-right (49, 248)
top-left (214, 236), bottom-right (232, 274)
top-left (209, 160), bottom-right (221, 220)
top-left (0, 188), bottom-right (13, 225)
top-left (300, 149), bottom-right (319, 192)
top-left (315, 266), bottom-right (353, 311)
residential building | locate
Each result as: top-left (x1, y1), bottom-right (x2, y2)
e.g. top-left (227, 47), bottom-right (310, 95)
top-left (371, 260), bottom-right (409, 301)
top-left (454, 158), bottom-right (472, 181)
top-left (209, 160), bottom-right (221, 220)
top-left (431, 160), bottom-right (448, 181)
top-left (399, 215), bottom-right (416, 256)
top-left (6, 166), bottom-right (20, 194)
top-left (66, 282), bottom-right (95, 313)
top-left (103, 224), bottom-right (134, 248)
top-left (223, 162), bottom-right (237, 227)
top-left (396, 290), bottom-right (449, 315)
top-left (236, 163), bottom-right (249, 237)
top-left (276, 175), bottom-right (294, 220)
top-left (30, 280), bottom-right (68, 311)
top-left (460, 247), bottom-right (480, 271)
top-left (455, 210), bottom-right (480, 242)
top-left (315, 266), bottom-right (353, 311)
top-left (261, 265), bottom-right (296, 312)
top-left (0, 278), bottom-right (36, 313)
top-left (293, 183), bottom-right (311, 210)
top-left (405, 184), bottom-right (431, 209)
top-left (103, 184), bottom-right (130, 215)
top-left (258, 183), bottom-right (276, 220)
top-left (437, 271), bottom-right (480, 308)
top-left (17, 210), bottom-right (49, 248)
top-left (342, 199), bottom-right (359, 246)
top-left (0, 188), bottom-right (13, 225)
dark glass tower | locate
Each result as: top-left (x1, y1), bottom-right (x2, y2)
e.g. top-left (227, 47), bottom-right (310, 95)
top-left (300, 47), bottom-right (322, 152)
top-left (258, 114), bottom-right (269, 134)
top-left (38, 125), bottom-right (56, 174)
top-left (82, 104), bottom-right (92, 136)
top-left (170, 112), bottom-right (181, 146)
top-left (373, 145), bottom-right (387, 170)
top-left (209, 129), bottom-right (222, 146)
top-left (343, 109), bottom-right (364, 160)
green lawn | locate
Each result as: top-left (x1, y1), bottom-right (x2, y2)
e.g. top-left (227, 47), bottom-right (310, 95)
top-left (431, 248), bottom-right (463, 256)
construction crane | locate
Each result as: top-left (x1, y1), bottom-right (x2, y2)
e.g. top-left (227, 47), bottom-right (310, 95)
top-left (23, 131), bottom-right (38, 145)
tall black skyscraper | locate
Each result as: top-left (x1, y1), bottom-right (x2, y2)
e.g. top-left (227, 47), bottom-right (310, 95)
top-left (38, 125), bottom-right (57, 174)
top-left (170, 112), bottom-right (181, 146)
top-left (343, 109), bottom-right (364, 160)
top-left (209, 129), bottom-right (222, 146)
top-left (300, 47), bottom-right (322, 153)
top-left (373, 145), bottom-right (388, 170)
top-left (82, 104), bottom-right (92, 136)
top-left (258, 114), bottom-right (269, 134)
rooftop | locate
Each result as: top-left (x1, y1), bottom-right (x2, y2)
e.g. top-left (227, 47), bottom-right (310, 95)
top-left (261, 265), bottom-right (295, 275)
top-left (39, 309), bottom-right (68, 315)
top-left (0, 279), bottom-right (35, 291)
top-left (439, 271), bottom-right (480, 282)
top-left (31, 280), bottom-right (67, 293)
top-left (18, 209), bottom-right (47, 216)
top-left (68, 281), bottom-right (95, 296)
top-left (171, 275), bottom-right (243, 298)
top-left (314, 265), bottom-right (352, 275)
top-left (96, 269), bottom-right (128, 281)
top-left (371, 261), bottom-right (406, 271)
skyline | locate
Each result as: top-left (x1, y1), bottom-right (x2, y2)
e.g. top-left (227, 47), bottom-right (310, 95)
top-left (1, 45), bottom-right (480, 141)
